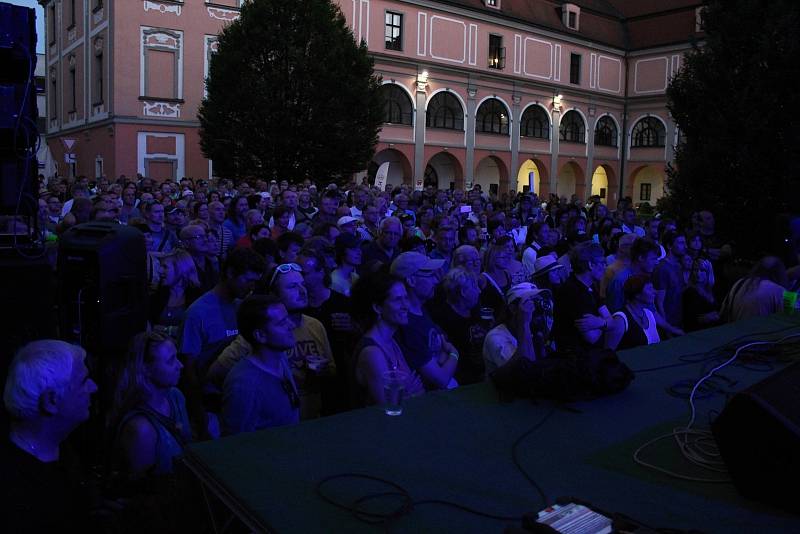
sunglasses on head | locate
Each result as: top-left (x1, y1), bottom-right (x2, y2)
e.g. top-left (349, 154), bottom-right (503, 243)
top-left (268, 263), bottom-right (302, 288)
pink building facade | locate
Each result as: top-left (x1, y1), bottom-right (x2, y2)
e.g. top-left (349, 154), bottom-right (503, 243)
top-left (41, 0), bottom-right (703, 208)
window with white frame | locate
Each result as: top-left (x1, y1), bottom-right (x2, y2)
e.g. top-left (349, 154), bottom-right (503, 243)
top-left (562, 3), bottom-right (580, 30)
top-left (140, 27), bottom-right (183, 100)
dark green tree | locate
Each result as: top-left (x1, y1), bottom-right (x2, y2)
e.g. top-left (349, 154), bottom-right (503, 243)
top-left (199, 0), bottom-right (383, 184)
top-left (663, 0), bottom-right (800, 258)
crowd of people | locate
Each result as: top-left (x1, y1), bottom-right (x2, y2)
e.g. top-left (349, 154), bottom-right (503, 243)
top-left (3, 172), bottom-right (798, 531)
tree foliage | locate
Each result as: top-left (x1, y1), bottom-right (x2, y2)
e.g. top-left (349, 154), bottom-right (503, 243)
top-left (199, 0), bottom-right (383, 184)
top-left (663, 0), bottom-right (800, 258)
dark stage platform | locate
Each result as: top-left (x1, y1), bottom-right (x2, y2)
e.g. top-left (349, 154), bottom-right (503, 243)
top-left (185, 313), bottom-right (800, 533)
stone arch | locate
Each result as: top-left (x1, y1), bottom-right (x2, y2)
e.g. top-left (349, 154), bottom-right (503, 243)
top-left (517, 158), bottom-right (549, 195)
top-left (369, 148), bottom-right (413, 187)
top-left (475, 96), bottom-right (512, 135)
top-left (590, 164), bottom-right (617, 204)
top-left (474, 155), bottom-right (509, 197)
top-left (519, 102), bottom-right (552, 140)
top-left (425, 88), bottom-right (468, 114)
top-left (380, 80), bottom-right (415, 109)
top-left (559, 108), bottom-right (588, 144)
top-left (425, 89), bottom-right (467, 132)
top-left (629, 164), bottom-right (667, 207)
top-left (593, 113), bottom-right (621, 148)
top-left (425, 151), bottom-right (464, 191)
top-left (556, 160), bottom-right (585, 200)
top-left (378, 81), bottom-right (415, 126)
top-left (628, 114), bottom-right (668, 150)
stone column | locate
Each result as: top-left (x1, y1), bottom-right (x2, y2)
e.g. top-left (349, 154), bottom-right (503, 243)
top-left (585, 112), bottom-right (597, 203)
top-left (465, 87), bottom-right (477, 189)
top-left (509, 94), bottom-right (522, 194)
top-left (414, 82), bottom-right (427, 184)
top-left (550, 107), bottom-right (561, 199)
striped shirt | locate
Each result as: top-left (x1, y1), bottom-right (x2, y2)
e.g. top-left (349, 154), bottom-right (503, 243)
top-left (209, 223), bottom-right (234, 260)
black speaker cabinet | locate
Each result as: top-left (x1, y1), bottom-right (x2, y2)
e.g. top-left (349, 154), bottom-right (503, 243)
top-left (0, 4), bottom-right (38, 216)
top-left (57, 222), bottom-right (148, 354)
top-left (712, 361), bottom-right (800, 512)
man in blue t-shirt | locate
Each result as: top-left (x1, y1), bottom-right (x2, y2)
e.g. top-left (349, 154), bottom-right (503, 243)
top-left (391, 252), bottom-right (459, 390)
top-left (180, 247), bottom-right (265, 433)
top-left (223, 295), bottom-right (300, 434)
top-left (653, 230), bottom-right (688, 331)
top-left (180, 248), bottom-right (265, 373)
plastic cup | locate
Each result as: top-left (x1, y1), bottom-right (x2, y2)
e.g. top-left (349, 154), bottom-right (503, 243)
top-left (306, 354), bottom-right (328, 372)
top-left (382, 370), bottom-right (407, 416)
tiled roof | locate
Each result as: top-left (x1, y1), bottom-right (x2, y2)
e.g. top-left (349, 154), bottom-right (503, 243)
top-left (432, 0), bottom-right (702, 50)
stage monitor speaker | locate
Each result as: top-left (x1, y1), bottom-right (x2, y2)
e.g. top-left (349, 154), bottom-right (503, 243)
top-left (0, 4), bottom-right (38, 217)
top-left (711, 361), bottom-right (800, 512)
top-left (57, 222), bottom-right (148, 355)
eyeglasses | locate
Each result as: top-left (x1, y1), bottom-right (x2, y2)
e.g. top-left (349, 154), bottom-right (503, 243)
top-left (185, 234), bottom-right (206, 241)
top-left (268, 263), bottom-right (302, 288)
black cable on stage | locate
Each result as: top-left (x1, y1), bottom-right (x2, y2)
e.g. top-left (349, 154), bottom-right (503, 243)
top-left (315, 472), bottom-right (520, 527)
top-left (510, 405), bottom-right (557, 507)
top-left (314, 405), bottom-right (558, 527)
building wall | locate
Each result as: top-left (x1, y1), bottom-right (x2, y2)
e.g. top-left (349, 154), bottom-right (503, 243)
top-left (40, 0), bottom-right (690, 206)
top-left (42, 0), bottom-right (236, 180)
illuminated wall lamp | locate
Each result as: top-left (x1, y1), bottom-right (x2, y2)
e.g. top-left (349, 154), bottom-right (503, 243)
top-left (552, 93), bottom-right (563, 111)
top-left (416, 70), bottom-right (429, 91)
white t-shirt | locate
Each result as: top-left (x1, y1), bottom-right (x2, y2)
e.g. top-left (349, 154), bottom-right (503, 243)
top-left (522, 243), bottom-right (541, 277)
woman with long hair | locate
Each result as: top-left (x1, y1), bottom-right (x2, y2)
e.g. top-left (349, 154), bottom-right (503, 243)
top-left (720, 256), bottom-right (787, 322)
top-left (350, 269), bottom-right (424, 407)
top-left (109, 332), bottom-right (191, 477)
top-left (683, 258), bottom-right (720, 332)
top-left (480, 237), bottom-right (514, 318)
top-left (149, 249), bottom-right (201, 333)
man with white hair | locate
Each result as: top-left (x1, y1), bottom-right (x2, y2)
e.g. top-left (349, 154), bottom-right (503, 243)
top-left (2, 340), bottom-right (98, 531)
top-left (360, 216), bottom-right (403, 274)
top-left (452, 245), bottom-right (482, 276)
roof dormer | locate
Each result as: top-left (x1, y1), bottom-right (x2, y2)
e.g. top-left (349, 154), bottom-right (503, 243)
top-left (562, 3), bottom-right (580, 31)
top-left (484, 0), bottom-right (501, 10)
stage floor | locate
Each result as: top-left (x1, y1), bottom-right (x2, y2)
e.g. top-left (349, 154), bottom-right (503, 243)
top-left (185, 313), bottom-right (800, 533)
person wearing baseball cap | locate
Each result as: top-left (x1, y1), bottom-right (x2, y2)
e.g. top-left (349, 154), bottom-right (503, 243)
top-left (484, 282), bottom-right (551, 375)
top-left (391, 252), bottom-right (459, 390)
top-left (337, 215), bottom-right (359, 236)
top-left (552, 242), bottom-right (625, 353)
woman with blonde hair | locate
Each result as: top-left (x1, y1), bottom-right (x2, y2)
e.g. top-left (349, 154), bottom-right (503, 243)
top-left (480, 237), bottom-right (514, 319)
top-left (149, 249), bottom-right (201, 332)
top-left (109, 331), bottom-right (191, 477)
